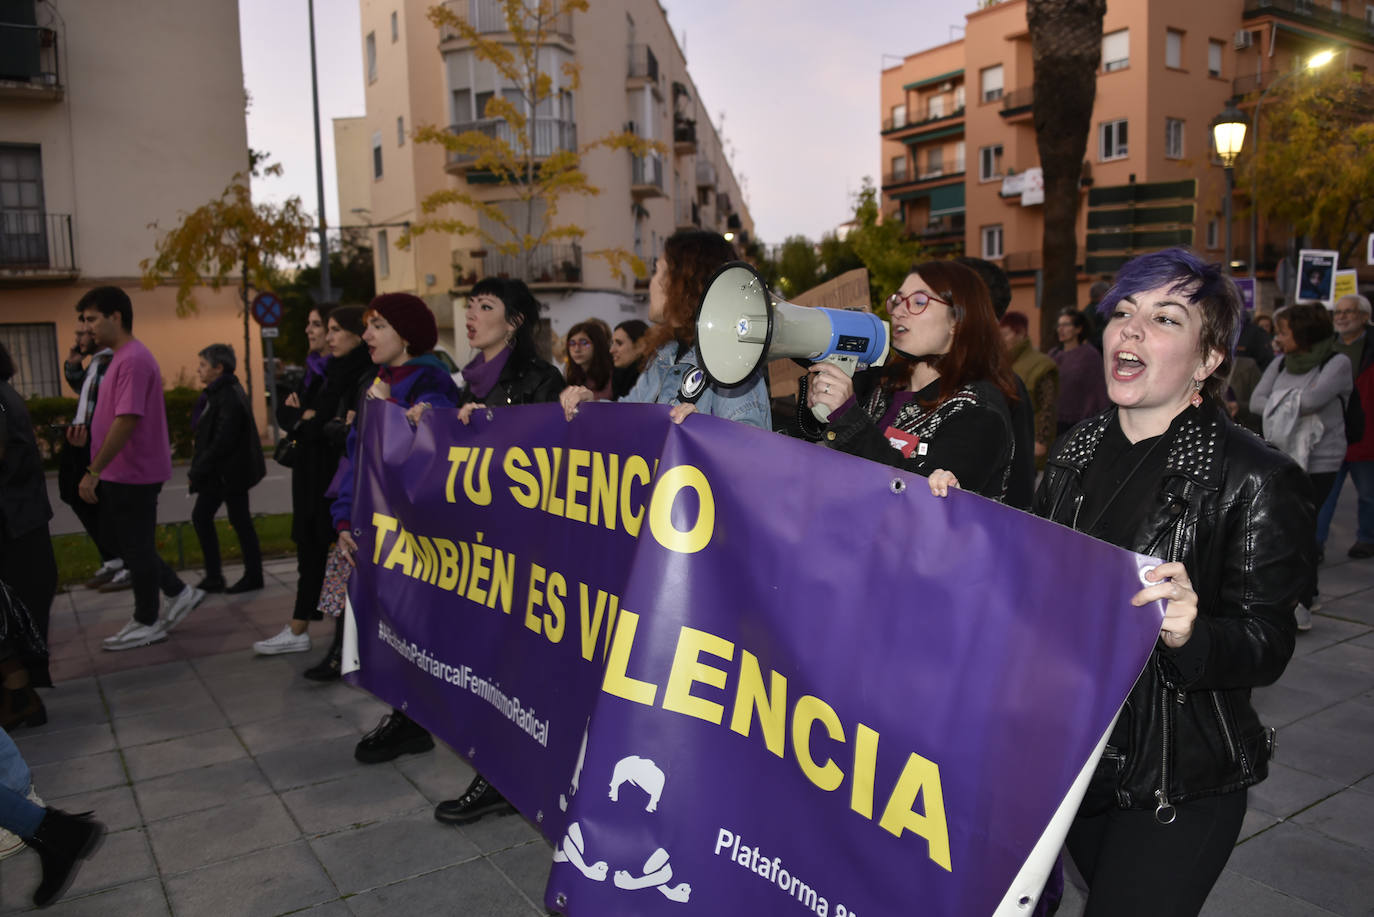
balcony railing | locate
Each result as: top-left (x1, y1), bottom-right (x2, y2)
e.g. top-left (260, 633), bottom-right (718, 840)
top-left (454, 244), bottom-right (582, 287)
top-left (882, 106), bottom-right (965, 133)
top-left (0, 211), bottom-right (76, 274)
top-left (445, 117), bottom-right (577, 170)
top-left (882, 169), bottom-right (910, 187)
top-left (1001, 86), bottom-right (1034, 116)
top-left (1243, 0), bottom-right (1374, 39)
top-left (631, 154), bottom-right (663, 193)
top-left (919, 214), bottom-right (965, 238)
top-left (695, 159), bottom-right (717, 188)
top-left (439, 0), bottom-right (573, 40)
top-left (673, 117), bottom-right (697, 149)
top-left (0, 23), bottom-right (62, 97)
top-left (627, 44), bottom-right (659, 83)
top-left (675, 200), bottom-right (701, 229)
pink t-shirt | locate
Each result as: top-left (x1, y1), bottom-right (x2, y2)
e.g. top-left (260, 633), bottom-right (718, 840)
top-left (90, 338), bottom-right (173, 485)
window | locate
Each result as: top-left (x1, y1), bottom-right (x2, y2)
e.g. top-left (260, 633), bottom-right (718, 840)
top-left (390, 11), bottom-right (398, 41)
top-left (1165, 118), bottom-right (1184, 158)
top-left (0, 144), bottom-right (49, 269)
top-left (397, 116), bottom-right (405, 146)
top-left (1103, 29), bottom-right (1129, 72)
top-left (1099, 119), bottom-right (1128, 160)
top-left (928, 95), bottom-right (945, 119)
top-left (0, 323), bottom-right (60, 398)
top-left (371, 131), bottom-right (383, 179)
top-left (377, 230), bottom-right (390, 278)
top-left (1205, 218), bottom-right (1220, 250)
top-left (954, 141), bottom-right (965, 173)
top-left (1166, 29), bottom-right (1183, 69)
top-left (981, 225), bottom-right (1004, 260)
top-left (979, 144), bottom-right (1004, 181)
top-left (980, 64), bottom-right (1004, 102)
top-left (925, 147), bottom-right (943, 176)
top-left (1208, 40), bottom-right (1223, 78)
top-left (891, 103), bottom-right (906, 129)
top-left (1366, 3), bottom-right (1373, 25)
top-left (954, 84), bottom-right (966, 110)
top-left (366, 32), bottom-right (377, 83)
top-left (890, 154), bottom-right (907, 181)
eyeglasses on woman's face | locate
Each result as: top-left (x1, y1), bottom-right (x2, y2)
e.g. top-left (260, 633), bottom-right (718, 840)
top-left (886, 289), bottom-right (950, 316)
top-left (568, 336), bottom-right (593, 350)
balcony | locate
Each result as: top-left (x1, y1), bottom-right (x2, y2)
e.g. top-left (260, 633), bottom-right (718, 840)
top-left (695, 159), bottom-right (717, 188)
top-left (673, 117), bottom-right (697, 155)
top-left (0, 23), bottom-right (63, 101)
top-left (882, 106), bottom-right (965, 136)
top-left (627, 44), bottom-right (659, 92)
top-left (882, 168), bottom-right (964, 191)
top-left (1243, 0), bottom-right (1374, 41)
top-left (1000, 86), bottom-right (1033, 120)
top-left (631, 154), bottom-right (664, 199)
top-left (675, 200), bottom-right (701, 231)
top-left (444, 117), bottom-right (577, 176)
top-left (439, 0), bottom-right (573, 43)
top-left (919, 214), bottom-right (965, 240)
top-left (0, 212), bottom-right (77, 281)
top-left (453, 244), bottom-right (582, 288)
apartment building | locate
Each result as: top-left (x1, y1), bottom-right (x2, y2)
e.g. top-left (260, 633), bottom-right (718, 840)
top-left (340, 0), bottom-right (754, 364)
top-left (0, 0), bottom-right (260, 414)
top-left (881, 0), bottom-right (1374, 342)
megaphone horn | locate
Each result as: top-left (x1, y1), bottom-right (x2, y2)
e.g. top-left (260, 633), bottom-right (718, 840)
top-left (695, 261), bottom-right (889, 422)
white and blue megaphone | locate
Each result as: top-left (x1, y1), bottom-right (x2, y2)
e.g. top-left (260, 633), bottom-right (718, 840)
top-left (695, 261), bottom-right (889, 422)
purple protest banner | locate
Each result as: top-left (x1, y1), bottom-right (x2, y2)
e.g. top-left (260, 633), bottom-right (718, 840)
top-left (343, 400), bottom-right (1164, 916)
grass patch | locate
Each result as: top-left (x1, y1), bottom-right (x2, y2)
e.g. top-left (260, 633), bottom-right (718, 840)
top-left (53, 512), bottom-right (296, 588)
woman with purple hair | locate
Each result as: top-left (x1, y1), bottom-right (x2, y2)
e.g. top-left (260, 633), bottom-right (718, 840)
top-left (1027, 249), bottom-right (1311, 913)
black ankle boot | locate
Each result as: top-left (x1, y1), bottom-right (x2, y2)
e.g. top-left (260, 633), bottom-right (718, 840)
top-left (196, 575), bottom-right (227, 593)
top-left (434, 774), bottom-right (515, 825)
top-left (0, 685), bottom-right (47, 730)
top-left (225, 575), bottom-right (264, 594)
top-left (24, 808), bottom-right (105, 908)
top-left (303, 644), bottom-right (342, 682)
top-left (354, 710), bottom-right (434, 763)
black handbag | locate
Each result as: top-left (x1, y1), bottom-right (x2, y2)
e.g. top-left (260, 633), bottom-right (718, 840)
top-left (274, 426), bottom-right (300, 469)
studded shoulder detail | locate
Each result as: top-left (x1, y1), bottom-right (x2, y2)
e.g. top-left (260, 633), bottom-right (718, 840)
top-left (1163, 409), bottom-right (1225, 489)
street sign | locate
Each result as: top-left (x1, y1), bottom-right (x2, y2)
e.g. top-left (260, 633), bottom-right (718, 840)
top-left (261, 326), bottom-right (280, 338)
top-left (251, 291), bottom-right (284, 328)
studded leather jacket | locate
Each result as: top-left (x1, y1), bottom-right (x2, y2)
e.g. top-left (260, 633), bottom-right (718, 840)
top-left (1033, 400), bottom-right (1313, 817)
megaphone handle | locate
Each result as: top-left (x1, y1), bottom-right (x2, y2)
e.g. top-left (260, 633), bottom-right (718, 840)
top-left (811, 403), bottom-right (832, 424)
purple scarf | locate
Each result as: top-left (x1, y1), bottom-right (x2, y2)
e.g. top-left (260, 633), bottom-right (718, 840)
top-left (304, 350), bottom-right (329, 388)
top-left (463, 346), bottom-right (512, 400)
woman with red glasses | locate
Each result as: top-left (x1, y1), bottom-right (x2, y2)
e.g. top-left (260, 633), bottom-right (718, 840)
top-left (799, 260), bottom-right (1019, 500)
top-left (563, 321), bottom-right (613, 402)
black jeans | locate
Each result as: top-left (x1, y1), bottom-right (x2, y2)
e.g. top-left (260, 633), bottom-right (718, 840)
top-left (292, 530), bottom-right (331, 622)
top-left (1307, 471), bottom-right (1338, 605)
top-left (191, 485), bottom-right (261, 582)
top-left (1067, 789), bottom-right (1247, 916)
top-left (58, 440), bottom-right (116, 563)
top-left (0, 525), bottom-right (56, 687)
top-left (99, 481), bottom-right (184, 625)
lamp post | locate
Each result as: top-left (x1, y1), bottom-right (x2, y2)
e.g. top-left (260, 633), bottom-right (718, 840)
top-left (1211, 100), bottom-right (1248, 276)
top-left (1246, 49), bottom-right (1336, 288)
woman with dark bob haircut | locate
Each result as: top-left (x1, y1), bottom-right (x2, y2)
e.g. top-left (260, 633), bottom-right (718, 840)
top-left (800, 259), bottom-right (1019, 500)
top-left (982, 248), bottom-right (1310, 915)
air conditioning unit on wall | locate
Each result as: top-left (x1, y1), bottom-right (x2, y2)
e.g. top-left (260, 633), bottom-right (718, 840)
top-left (1234, 29), bottom-right (1254, 50)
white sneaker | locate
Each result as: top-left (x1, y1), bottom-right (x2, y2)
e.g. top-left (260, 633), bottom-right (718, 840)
top-left (1295, 603), bottom-right (1313, 632)
top-left (0, 786), bottom-right (43, 860)
top-left (253, 626), bottom-right (311, 656)
top-left (96, 568), bottom-right (133, 593)
top-left (161, 585), bottom-right (206, 632)
top-left (102, 618), bottom-right (168, 651)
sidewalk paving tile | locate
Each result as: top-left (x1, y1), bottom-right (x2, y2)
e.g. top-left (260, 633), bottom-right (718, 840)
top-left (122, 728), bottom-right (247, 782)
top-left (135, 758), bottom-right (276, 823)
top-left (308, 811), bottom-right (482, 895)
top-left (163, 841), bottom-right (336, 917)
top-left (9, 878), bottom-right (171, 917)
top-left (1289, 789), bottom-right (1374, 851)
top-left (1226, 822), bottom-right (1374, 916)
top-left (149, 795), bottom-right (302, 875)
top-left (280, 769), bottom-right (430, 836)
top-left (28, 750), bottom-right (125, 798)
top-left (342, 858), bottom-right (541, 917)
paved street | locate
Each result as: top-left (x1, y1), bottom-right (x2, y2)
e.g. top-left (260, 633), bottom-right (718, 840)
top-left (2, 487), bottom-right (1372, 916)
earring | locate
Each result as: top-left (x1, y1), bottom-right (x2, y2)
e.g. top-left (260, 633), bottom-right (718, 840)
top-left (1190, 379), bottom-right (1203, 408)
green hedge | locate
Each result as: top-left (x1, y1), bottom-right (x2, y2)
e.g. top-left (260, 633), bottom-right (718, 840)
top-left (25, 386), bottom-right (200, 468)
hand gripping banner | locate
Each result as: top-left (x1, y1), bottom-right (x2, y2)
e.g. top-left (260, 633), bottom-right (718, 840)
top-left (344, 401), bottom-right (1164, 916)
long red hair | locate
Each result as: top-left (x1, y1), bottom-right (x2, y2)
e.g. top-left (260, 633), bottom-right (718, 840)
top-left (884, 260), bottom-right (1018, 407)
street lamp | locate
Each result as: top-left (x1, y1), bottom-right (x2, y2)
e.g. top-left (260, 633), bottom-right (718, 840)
top-left (1246, 48), bottom-right (1336, 287)
top-left (1211, 100), bottom-right (1248, 275)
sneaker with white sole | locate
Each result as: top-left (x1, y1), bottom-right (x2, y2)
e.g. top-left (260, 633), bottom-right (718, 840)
top-left (0, 786), bottom-right (43, 860)
top-left (253, 626), bottom-right (311, 656)
top-left (161, 585), bottom-right (206, 632)
top-left (83, 561), bottom-right (124, 590)
top-left (102, 618), bottom-right (167, 651)
top-left (96, 569), bottom-right (132, 593)
top-left (1295, 603), bottom-right (1313, 632)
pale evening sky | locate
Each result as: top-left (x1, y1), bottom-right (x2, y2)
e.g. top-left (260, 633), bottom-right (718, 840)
top-left (238, 0), bottom-right (975, 249)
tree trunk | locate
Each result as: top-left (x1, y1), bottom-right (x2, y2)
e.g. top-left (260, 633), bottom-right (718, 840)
top-left (1028, 0), bottom-right (1106, 345)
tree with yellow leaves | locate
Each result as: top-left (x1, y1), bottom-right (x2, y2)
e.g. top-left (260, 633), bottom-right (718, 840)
top-left (139, 155), bottom-right (312, 404)
top-left (409, 0), bottom-right (663, 285)
top-left (1240, 70), bottom-right (1374, 268)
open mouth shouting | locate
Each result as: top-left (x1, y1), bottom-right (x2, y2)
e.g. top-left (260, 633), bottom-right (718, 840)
top-left (1112, 349), bottom-right (1145, 381)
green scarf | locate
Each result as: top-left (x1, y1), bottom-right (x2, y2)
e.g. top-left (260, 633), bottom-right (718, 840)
top-left (1284, 336), bottom-right (1334, 375)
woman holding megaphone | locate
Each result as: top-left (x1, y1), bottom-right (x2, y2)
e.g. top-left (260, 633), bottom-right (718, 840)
top-left (800, 259), bottom-right (1018, 500)
top-left (559, 230), bottom-right (770, 428)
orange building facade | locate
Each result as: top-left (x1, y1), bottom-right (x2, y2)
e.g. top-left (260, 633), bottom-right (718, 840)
top-left (881, 0), bottom-right (1374, 345)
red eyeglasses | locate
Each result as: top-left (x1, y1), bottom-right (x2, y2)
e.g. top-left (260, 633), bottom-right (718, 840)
top-left (886, 289), bottom-right (951, 316)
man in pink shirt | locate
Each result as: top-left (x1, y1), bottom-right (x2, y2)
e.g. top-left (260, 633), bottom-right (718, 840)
top-left (76, 287), bottom-right (204, 650)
